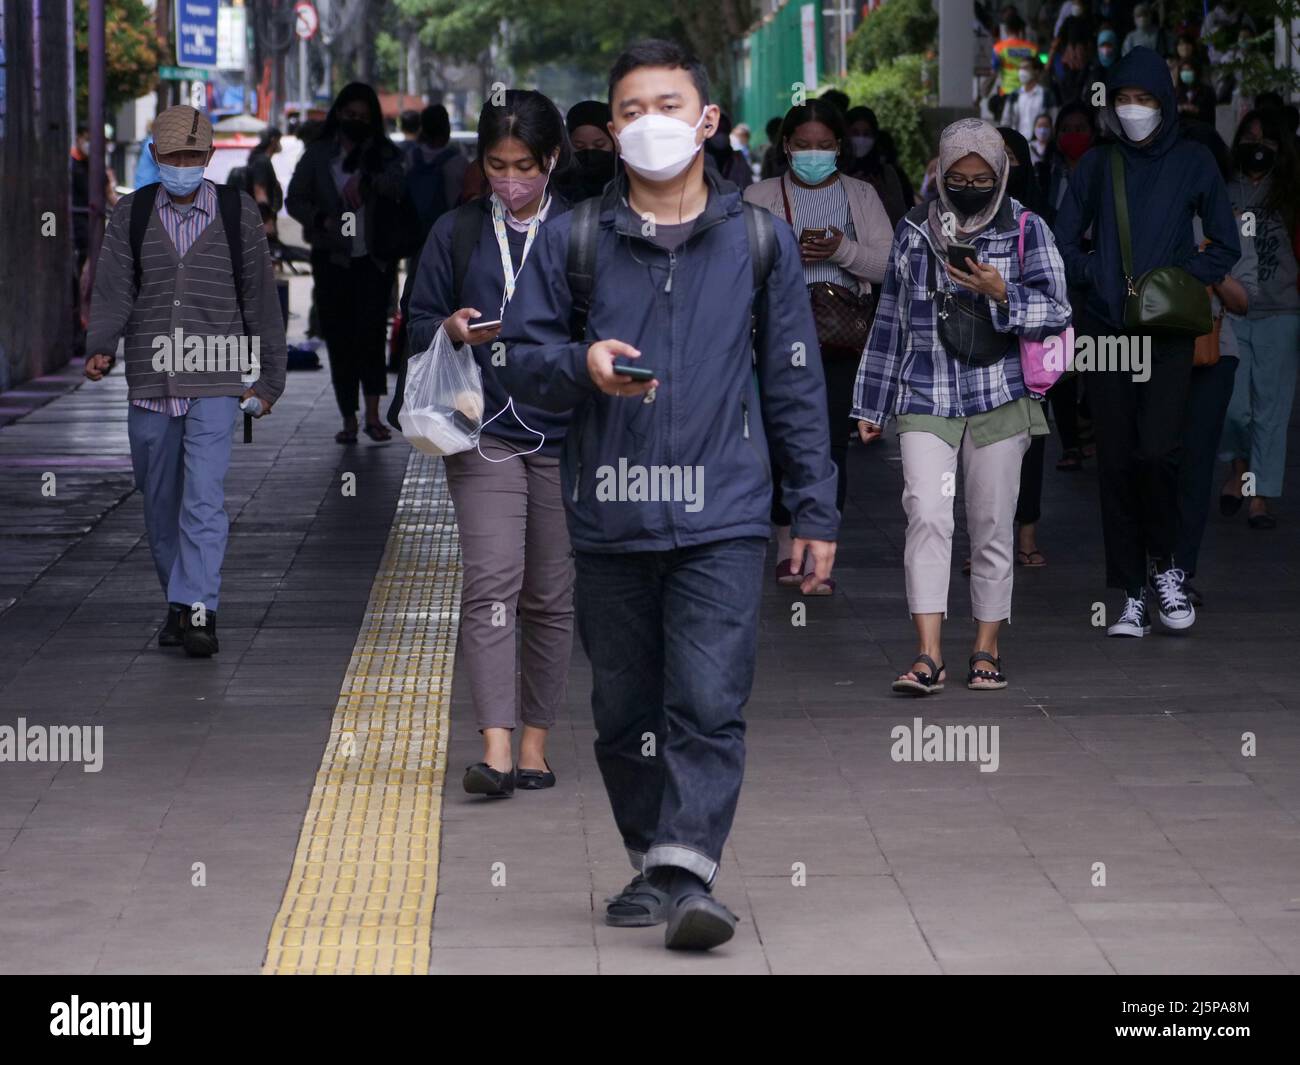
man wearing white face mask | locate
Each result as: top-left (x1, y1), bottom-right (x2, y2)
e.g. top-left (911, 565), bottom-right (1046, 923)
top-left (1055, 46), bottom-right (1239, 639)
top-left (84, 105), bottom-right (286, 657)
top-left (497, 39), bottom-right (838, 952)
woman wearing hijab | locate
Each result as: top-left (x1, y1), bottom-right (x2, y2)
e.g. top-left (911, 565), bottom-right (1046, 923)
top-left (853, 118), bottom-right (1071, 694)
top-left (287, 82), bottom-right (407, 444)
top-left (554, 100), bottom-right (617, 204)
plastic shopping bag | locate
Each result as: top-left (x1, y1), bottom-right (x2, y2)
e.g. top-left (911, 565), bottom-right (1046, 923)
top-left (400, 325), bottom-right (484, 457)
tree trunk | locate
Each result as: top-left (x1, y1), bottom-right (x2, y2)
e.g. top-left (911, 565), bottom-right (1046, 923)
top-left (0, 0), bottom-right (75, 387)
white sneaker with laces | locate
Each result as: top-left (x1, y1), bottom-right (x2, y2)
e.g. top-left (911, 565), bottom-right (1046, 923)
top-left (1107, 594), bottom-right (1150, 637)
top-left (1149, 566), bottom-right (1195, 631)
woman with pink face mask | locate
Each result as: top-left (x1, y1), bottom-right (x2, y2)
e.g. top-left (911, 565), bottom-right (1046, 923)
top-left (406, 90), bottom-right (575, 799)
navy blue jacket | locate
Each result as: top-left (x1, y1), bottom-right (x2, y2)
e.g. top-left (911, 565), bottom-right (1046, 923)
top-left (496, 172), bottom-right (839, 554)
top-left (407, 197), bottom-right (571, 456)
top-left (1054, 46), bottom-right (1240, 331)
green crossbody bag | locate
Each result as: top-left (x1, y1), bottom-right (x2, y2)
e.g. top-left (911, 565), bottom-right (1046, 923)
top-left (1109, 147), bottom-right (1211, 337)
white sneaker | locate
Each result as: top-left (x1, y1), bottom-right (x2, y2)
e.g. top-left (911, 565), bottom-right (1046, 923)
top-left (1149, 565), bottom-right (1196, 631)
top-left (1107, 594), bottom-right (1151, 637)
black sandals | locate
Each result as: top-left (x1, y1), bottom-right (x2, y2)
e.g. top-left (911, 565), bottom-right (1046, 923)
top-left (892, 654), bottom-right (946, 696)
top-left (967, 652), bottom-right (1008, 691)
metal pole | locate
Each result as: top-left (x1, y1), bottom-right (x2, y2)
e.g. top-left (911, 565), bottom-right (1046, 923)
top-left (839, 4), bottom-right (848, 78)
top-left (86, 0), bottom-right (106, 297)
top-left (299, 35), bottom-right (308, 116)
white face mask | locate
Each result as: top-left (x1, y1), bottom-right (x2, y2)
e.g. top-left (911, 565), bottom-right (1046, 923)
top-left (616, 110), bottom-right (708, 182)
top-left (1034, 126), bottom-right (1051, 143)
top-left (1115, 103), bottom-right (1162, 142)
top-left (1018, 69), bottom-right (1034, 86)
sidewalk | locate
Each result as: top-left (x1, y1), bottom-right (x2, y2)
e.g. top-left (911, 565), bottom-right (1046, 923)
top-left (2, 348), bottom-right (1299, 973)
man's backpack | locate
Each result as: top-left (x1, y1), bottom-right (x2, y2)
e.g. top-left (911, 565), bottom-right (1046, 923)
top-left (130, 181), bottom-right (249, 336)
top-left (385, 195), bottom-right (777, 430)
top-left (406, 145), bottom-right (459, 245)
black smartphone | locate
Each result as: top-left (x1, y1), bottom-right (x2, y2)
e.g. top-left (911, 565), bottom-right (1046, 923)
top-left (800, 227), bottom-right (829, 243)
top-left (613, 363), bottom-right (657, 382)
top-left (467, 318), bottom-right (502, 332)
top-left (947, 243), bottom-right (978, 272)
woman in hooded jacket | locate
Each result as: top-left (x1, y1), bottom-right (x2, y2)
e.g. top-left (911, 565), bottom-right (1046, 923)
top-left (853, 118), bottom-right (1071, 695)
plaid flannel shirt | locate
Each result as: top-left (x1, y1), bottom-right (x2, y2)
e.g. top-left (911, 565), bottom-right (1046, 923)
top-left (851, 200), bottom-right (1071, 428)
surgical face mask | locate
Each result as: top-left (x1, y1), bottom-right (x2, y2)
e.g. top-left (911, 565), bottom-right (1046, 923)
top-left (1116, 103), bottom-right (1162, 142)
top-left (1099, 46), bottom-right (1116, 66)
top-left (158, 162), bottom-right (205, 197)
top-left (616, 110), bottom-right (707, 182)
top-left (789, 149), bottom-right (839, 184)
top-left (339, 118), bottom-right (372, 144)
top-left (489, 162), bottom-right (552, 214)
top-left (1018, 69), bottom-right (1034, 86)
top-left (1058, 130), bottom-right (1093, 160)
top-left (850, 134), bottom-right (874, 157)
top-left (1179, 68), bottom-right (1196, 85)
top-left (1034, 125), bottom-right (1052, 143)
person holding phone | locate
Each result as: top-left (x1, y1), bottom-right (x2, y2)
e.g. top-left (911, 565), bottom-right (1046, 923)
top-left (744, 98), bottom-right (892, 593)
top-left (853, 118), bottom-right (1071, 694)
top-left (406, 90), bottom-right (574, 799)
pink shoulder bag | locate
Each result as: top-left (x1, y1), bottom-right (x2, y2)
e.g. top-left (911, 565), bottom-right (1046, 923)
top-left (1016, 210), bottom-right (1073, 398)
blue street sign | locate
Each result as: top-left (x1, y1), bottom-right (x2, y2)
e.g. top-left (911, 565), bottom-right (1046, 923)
top-left (175, 1), bottom-right (220, 69)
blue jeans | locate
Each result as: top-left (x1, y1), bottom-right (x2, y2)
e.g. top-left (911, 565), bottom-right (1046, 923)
top-left (574, 537), bottom-right (766, 887)
top-left (1219, 313), bottom-right (1300, 499)
top-left (128, 397), bottom-right (239, 611)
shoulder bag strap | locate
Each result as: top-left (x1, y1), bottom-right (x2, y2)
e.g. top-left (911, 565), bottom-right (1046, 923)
top-left (1109, 147), bottom-right (1135, 289)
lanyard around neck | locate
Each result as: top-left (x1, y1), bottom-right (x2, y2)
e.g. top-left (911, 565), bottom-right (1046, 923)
top-left (490, 194), bottom-right (545, 314)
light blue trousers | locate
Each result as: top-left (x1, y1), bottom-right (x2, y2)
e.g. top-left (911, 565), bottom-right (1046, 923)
top-left (1219, 313), bottom-right (1300, 498)
top-left (127, 397), bottom-right (239, 612)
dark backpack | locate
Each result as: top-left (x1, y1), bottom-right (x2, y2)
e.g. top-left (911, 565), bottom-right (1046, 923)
top-left (405, 145), bottom-right (459, 245)
top-left (385, 196), bottom-right (777, 430)
top-left (130, 182), bottom-right (248, 335)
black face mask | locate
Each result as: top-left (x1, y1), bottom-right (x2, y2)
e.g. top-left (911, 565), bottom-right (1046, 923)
top-left (339, 118), bottom-right (371, 144)
top-left (945, 184), bottom-right (998, 217)
top-left (1236, 142), bottom-right (1276, 175)
top-left (574, 148), bottom-right (615, 178)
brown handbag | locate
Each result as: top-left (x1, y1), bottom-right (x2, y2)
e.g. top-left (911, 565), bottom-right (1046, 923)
top-left (781, 177), bottom-right (876, 360)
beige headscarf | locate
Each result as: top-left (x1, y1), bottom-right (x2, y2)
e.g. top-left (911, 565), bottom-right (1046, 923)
top-left (927, 118), bottom-right (1010, 256)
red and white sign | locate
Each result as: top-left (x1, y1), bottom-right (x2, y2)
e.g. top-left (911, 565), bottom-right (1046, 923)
top-left (293, 2), bottom-right (319, 40)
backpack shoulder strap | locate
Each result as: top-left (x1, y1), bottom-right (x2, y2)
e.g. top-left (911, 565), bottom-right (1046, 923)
top-left (450, 200), bottom-right (485, 308)
top-left (216, 183), bottom-right (247, 333)
top-left (565, 197), bottom-right (602, 342)
top-left (129, 183), bottom-right (161, 297)
top-left (743, 201), bottom-right (776, 292)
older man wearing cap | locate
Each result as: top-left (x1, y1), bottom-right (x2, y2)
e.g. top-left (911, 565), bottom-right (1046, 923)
top-left (85, 104), bottom-right (287, 658)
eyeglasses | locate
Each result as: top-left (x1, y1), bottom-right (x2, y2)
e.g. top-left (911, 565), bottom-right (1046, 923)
top-left (944, 175), bottom-right (997, 190)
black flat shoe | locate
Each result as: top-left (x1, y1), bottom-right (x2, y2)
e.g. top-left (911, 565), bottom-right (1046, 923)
top-left (463, 762), bottom-right (515, 798)
top-left (1219, 493), bottom-right (1244, 516)
top-left (1248, 512), bottom-right (1277, 530)
top-left (515, 761), bottom-right (556, 790)
top-left (158, 603), bottom-right (187, 647)
top-left (664, 892), bottom-right (738, 951)
top-left (182, 613), bottom-right (218, 657)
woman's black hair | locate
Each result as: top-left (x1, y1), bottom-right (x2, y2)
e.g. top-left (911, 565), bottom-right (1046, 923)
top-left (321, 82), bottom-right (392, 173)
top-left (251, 127), bottom-right (281, 157)
top-left (844, 105), bottom-right (878, 133)
top-left (1052, 99), bottom-right (1098, 144)
top-left (1231, 108), bottom-right (1299, 234)
top-left (780, 100), bottom-right (846, 146)
top-left (477, 89), bottom-right (570, 173)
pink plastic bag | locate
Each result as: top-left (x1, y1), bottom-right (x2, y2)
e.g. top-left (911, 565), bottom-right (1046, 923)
top-left (1016, 210), bottom-right (1073, 398)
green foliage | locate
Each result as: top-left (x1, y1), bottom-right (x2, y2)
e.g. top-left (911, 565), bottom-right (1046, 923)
top-left (846, 0), bottom-right (937, 74)
top-left (374, 31), bottom-right (403, 89)
top-left (74, 0), bottom-right (160, 116)
top-left (838, 54), bottom-right (929, 188)
top-left (1165, 0), bottom-right (1300, 96)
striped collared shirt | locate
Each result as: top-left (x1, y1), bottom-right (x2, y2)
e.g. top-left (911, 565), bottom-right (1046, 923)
top-left (131, 181), bottom-right (217, 417)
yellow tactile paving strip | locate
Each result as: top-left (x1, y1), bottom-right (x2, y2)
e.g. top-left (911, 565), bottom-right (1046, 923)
top-left (263, 451), bottom-right (459, 975)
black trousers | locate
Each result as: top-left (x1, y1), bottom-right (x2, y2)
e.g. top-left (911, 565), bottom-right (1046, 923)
top-left (770, 354), bottom-right (855, 525)
top-left (1048, 373), bottom-right (1082, 451)
top-left (1016, 434), bottom-right (1045, 526)
top-left (312, 251), bottom-right (393, 418)
top-left (1083, 311), bottom-right (1195, 593)
top-left (1174, 355), bottom-right (1239, 578)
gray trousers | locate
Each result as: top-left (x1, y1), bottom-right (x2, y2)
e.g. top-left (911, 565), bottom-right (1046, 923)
top-left (443, 434), bottom-right (575, 732)
top-left (900, 428), bottom-right (1030, 622)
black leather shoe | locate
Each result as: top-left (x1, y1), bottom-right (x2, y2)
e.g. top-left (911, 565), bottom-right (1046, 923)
top-left (183, 612), bottom-right (219, 657)
top-left (515, 761), bottom-right (556, 790)
top-left (158, 603), bottom-right (187, 647)
top-left (664, 892), bottom-right (738, 951)
top-left (463, 762), bottom-right (515, 798)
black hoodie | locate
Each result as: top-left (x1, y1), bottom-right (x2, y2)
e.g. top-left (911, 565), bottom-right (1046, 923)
top-left (1054, 46), bottom-right (1240, 331)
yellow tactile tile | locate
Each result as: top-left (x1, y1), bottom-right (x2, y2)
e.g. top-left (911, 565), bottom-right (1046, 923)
top-left (262, 453), bottom-right (459, 975)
